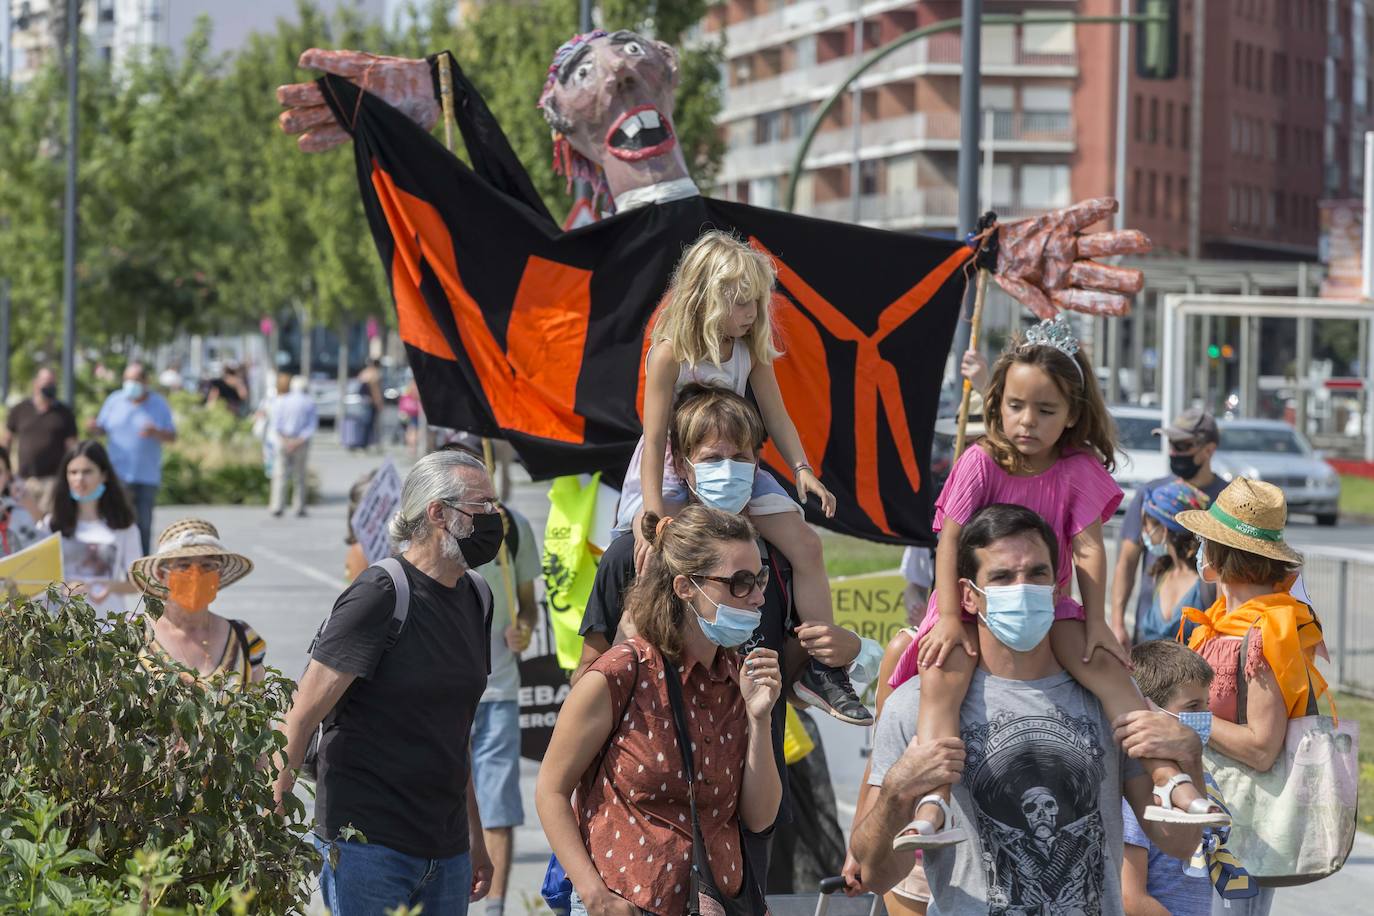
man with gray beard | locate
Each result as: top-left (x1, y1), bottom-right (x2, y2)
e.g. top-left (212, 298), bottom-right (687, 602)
top-left (273, 449), bottom-right (499, 915)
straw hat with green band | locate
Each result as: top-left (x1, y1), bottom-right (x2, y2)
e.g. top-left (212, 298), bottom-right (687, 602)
top-left (1174, 477), bottom-right (1303, 565)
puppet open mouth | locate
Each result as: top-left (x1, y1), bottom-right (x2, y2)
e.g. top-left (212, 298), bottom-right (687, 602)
top-left (605, 105), bottom-right (676, 161)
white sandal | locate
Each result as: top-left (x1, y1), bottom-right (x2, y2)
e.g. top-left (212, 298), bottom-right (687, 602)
top-left (892, 795), bottom-right (967, 850)
top-left (1143, 773), bottom-right (1232, 826)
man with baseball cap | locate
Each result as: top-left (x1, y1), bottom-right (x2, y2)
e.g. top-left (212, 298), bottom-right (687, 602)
top-left (1111, 407), bottom-right (1226, 647)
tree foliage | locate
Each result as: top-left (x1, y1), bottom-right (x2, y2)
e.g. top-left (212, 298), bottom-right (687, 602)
top-left (0, 593), bottom-right (314, 913)
top-left (0, 0), bottom-right (723, 377)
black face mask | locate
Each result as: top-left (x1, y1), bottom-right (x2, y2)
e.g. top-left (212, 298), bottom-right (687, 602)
top-left (1170, 452), bottom-right (1202, 480)
top-left (451, 509), bottom-right (505, 568)
top-left (39, 384), bottom-right (58, 400)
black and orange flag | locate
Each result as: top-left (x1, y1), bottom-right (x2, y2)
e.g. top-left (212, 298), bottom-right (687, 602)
top-left (320, 64), bottom-right (973, 545)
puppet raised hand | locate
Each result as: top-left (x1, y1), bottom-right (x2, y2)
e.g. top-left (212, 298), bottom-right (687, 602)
top-left (992, 197), bottom-right (1152, 319)
top-left (277, 49), bottom-right (438, 152)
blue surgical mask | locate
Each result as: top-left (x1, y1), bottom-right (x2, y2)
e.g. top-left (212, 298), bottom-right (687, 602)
top-left (971, 581), bottom-right (1057, 652)
top-left (1169, 709), bottom-right (1213, 746)
top-left (73, 483), bottom-right (106, 504)
top-left (1195, 540), bottom-right (1214, 582)
top-left (122, 380), bottom-right (146, 400)
top-left (1141, 528), bottom-right (1169, 558)
top-left (691, 580), bottom-right (762, 648)
top-left (689, 458), bottom-right (756, 514)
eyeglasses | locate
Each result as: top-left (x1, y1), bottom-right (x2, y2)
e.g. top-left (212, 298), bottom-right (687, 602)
top-left (693, 566), bottom-right (770, 599)
top-left (443, 498), bottom-right (500, 515)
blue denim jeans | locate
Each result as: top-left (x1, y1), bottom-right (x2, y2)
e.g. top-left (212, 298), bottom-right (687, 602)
top-left (313, 833), bottom-right (471, 916)
top-left (127, 482), bottom-right (158, 556)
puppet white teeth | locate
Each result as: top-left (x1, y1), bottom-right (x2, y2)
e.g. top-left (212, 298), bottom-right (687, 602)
top-left (638, 110), bottom-right (661, 129)
top-left (621, 118), bottom-right (642, 138)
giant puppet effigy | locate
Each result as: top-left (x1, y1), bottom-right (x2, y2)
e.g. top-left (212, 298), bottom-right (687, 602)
top-left (276, 31), bottom-right (1151, 545)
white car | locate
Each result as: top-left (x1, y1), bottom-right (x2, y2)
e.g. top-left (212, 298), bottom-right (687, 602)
top-left (1214, 419), bottom-right (1341, 526)
top-left (1109, 405), bottom-right (1167, 512)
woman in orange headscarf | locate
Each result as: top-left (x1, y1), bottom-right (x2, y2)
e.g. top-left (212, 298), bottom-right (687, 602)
top-left (1176, 478), bottom-right (1327, 916)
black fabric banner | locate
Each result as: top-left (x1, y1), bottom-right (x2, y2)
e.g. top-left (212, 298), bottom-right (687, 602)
top-left (320, 67), bottom-right (971, 545)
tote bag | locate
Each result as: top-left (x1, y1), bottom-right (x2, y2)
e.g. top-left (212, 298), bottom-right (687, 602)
top-left (1204, 627), bottom-right (1359, 886)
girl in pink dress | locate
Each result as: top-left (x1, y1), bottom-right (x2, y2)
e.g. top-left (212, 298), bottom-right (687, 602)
top-left (891, 316), bottom-right (1229, 851)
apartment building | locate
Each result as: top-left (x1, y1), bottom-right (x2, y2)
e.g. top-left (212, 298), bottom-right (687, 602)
top-left (705, 0), bottom-right (1370, 259)
top-left (1077, 0), bottom-right (1368, 259)
top-left (2, 0), bottom-right (390, 85)
top-left (704, 1), bottom-right (1083, 232)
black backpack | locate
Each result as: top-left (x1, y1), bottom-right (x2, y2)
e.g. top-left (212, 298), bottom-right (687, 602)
top-left (299, 557), bottom-right (493, 781)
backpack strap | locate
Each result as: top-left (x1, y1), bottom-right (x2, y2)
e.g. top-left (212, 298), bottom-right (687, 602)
top-left (467, 569), bottom-right (495, 672)
top-left (375, 556), bottom-right (411, 647)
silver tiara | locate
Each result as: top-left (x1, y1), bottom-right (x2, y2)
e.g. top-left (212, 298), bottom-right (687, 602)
top-left (1021, 315), bottom-right (1083, 379)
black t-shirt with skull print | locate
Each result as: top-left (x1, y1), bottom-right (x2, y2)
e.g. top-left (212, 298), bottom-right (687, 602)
top-left (870, 668), bottom-right (1146, 915)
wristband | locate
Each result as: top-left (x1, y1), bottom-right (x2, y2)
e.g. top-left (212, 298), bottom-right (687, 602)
top-left (793, 462), bottom-right (813, 474)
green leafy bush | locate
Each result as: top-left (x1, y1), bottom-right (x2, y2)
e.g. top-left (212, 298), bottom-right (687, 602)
top-left (0, 592), bottom-right (315, 913)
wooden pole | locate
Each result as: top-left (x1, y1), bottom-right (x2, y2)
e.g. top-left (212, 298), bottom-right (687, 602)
top-left (435, 52), bottom-right (522, 634)
top-left (953, 269), bottom-right (990, 460)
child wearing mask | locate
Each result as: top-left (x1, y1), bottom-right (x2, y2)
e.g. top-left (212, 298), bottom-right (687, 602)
top-left (1122, 641), bottom-right (1248, 915)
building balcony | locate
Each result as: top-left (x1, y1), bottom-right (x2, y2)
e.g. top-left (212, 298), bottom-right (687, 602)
top-left (722, 0), bottom-right (915, 57)
top-left (719, 111), bottom-right (1075, 184)
top-left (722, 33), bottom-right (1077, 121)
top-left (798, 186), bottom-right (1045, 229)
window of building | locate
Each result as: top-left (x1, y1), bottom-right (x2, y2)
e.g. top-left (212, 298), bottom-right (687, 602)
top-left (749, 177), bottom-right (780, 209)
top-left (1164, 174), bottom-right (1174, 219)
top-left (1165, 101), bottom-right (1175, 146)
top-left (1229, 185), bottom-right (1238, 224)
top-left (859, 160), bottom-right (880, 196)
top-left (983, 24), bottom-right (1017, 66)
top-left (787, 104), bottom-right (811, 139)
top-left (1022, 13), bottom-right (1075, 55)
top-left (1183, 32), bottom-right (1193, 78)
top-left (1022, 164), bottom-right (1071, 209)
top-left (1180, 177), bottom-right (1189, 220)
top-left (1147, 171), bottom-right (1157, 218)
top-left (1133, 168), bottom-right (1143, 214)
top-left (755, 111), bottom-right (783, 144)
top-left (1234, 41), bottom-right (1242, 85)
top-left (1021, 86), bottom-right (1072, 113)
top-left (1134, 93), bottom-right (1144, 142)
top-left (888, 154), bottom-right (918, 193)
top-left (1276, 124), bottom-right (1287, 162)
top-left (991, 164), bottom-right (1014, 207)
top-left (1149, 98), bottom-right (1159, 142)
top-left (1182, 104), bottom-right (1191, 149)
top-left (1256, 47), bottom-right (1265, 92)
top-left (794, 34), bottom-right (817, 70)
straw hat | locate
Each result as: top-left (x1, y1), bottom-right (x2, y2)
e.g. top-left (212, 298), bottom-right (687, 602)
top-left (1174, 477), bottom-right (1302, 565)
top-left (131, 518), bottom-right (254, 594)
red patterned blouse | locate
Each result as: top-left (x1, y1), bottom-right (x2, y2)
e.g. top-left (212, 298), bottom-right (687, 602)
top-left (578, 637), bottom-right (752, 915)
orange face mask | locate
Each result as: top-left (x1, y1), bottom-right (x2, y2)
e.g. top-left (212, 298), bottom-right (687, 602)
top-left (166, 567), bottom-right (221, 612)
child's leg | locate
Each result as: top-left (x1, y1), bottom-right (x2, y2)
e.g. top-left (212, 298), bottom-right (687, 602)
top-left (751, 511), bottom-right (831, 624)
top-left (1049, 619), bottom-right (1211, 813)
top-left (905, 633), bottom-right (977, 836)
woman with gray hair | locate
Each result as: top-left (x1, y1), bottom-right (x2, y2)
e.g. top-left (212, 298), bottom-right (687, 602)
top-left (273, 448), bottom-right (501, 915)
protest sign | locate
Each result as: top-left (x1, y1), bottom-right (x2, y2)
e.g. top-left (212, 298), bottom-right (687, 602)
top-left (350, 460), bottom-right (403, 563)
top-left (829, 570), bottom-right (908, 650)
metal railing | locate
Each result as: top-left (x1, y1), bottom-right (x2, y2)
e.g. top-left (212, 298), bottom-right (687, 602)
top-left (1305, 547), bottom-right (1374, 699)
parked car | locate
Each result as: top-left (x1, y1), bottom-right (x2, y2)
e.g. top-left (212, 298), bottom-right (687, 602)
top-left (1214, 419), bottom-right (1341, 526)
top-left (1109, 405), bottom-right (1167, 512)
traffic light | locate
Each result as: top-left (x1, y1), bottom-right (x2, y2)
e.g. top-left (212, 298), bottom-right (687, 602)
top-left (1207, 344), bottom-right (1221, 360)
top-left (1221, 344), bottom-right (1235, 360)
top-left (1136, 0), bottom-right (1180, 80)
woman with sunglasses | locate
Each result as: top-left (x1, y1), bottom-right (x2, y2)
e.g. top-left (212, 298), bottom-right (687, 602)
top-left (131, 518), bottom-right (262, 691)
top-left (537, 504), bottom-right (781, 916)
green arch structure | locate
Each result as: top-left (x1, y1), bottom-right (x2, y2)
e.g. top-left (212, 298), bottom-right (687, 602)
top-left (781, 12), bottom-right (1162, 214)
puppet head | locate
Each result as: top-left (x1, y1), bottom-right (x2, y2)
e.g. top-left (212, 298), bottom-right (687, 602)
top-left (538, 29), bottom-right (692, 207)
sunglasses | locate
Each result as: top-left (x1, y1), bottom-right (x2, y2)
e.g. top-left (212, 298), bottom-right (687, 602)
top-left (693, 566), bottom-right (769, 599)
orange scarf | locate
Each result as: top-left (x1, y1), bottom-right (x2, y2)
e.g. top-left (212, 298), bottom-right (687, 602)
top-left (1184, 591), bottom-right (1329, 720)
